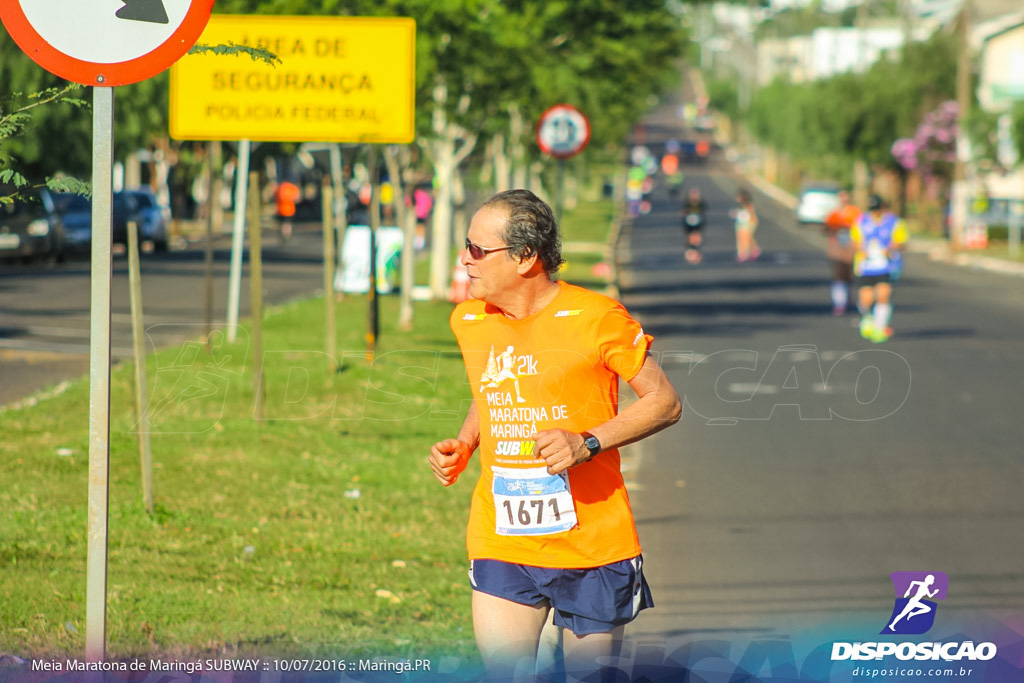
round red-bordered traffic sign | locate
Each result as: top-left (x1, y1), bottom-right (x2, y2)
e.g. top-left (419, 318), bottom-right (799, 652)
top-left (0, 0), bottom-right (214, 86)
top-left (536, 104), bottom-right (591, 159)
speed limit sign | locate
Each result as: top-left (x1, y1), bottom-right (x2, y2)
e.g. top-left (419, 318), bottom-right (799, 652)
top-left (536, 104), bottom-right (591, 159)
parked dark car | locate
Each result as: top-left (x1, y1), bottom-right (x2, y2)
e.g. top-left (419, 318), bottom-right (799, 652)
top-left (0, 187), bottom-right (67, 264)
top-left (55, 192), bottom-right (93, 254)
top-left (55, 191), bottom-right (146, 254)
top-left (122, 187), bottom-right (171, 251)
top-left (111, 191), bottom-right (140, 247)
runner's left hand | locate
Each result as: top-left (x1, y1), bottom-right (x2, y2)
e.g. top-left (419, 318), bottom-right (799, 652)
top-left (532, 429), bottom-right (589, 475)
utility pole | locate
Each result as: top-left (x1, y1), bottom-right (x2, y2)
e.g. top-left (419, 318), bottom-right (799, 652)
top-left (900, 0), bottom-right (914, 46)
top-left (950, 0), bottom-right (972, 248)
top-left (856, 0), bottom-right (869, 73)
top-left (852, 0), bottom-right (872, 208)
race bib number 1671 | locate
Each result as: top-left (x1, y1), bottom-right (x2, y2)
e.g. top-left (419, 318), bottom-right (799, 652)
top-left (492, 466), bottom-right (577, 536)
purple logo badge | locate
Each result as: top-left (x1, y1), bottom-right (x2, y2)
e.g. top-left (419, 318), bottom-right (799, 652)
top-left (881, 571), bottom-right (949, 635)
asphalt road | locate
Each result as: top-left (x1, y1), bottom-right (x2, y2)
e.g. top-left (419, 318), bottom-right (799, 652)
top-left (616, 91), bottom-right (1024, 676)
top-left (0, 229), bottom-right (327, 407)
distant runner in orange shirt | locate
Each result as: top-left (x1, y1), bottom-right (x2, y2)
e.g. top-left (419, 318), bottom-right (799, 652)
top-left (274, 179), bottom-right (300, 243)
top-left (823, 190), bottom-right (860, 315)
top-left (661, 152), bottom-right (683, 196)
top-left (429, 189), bottom-right (681, 681)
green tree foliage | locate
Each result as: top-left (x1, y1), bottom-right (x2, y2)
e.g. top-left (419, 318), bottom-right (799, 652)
top-left (0, 31), bottom-right (93, 181)
top-left (523, 0), bottom-right (685, 149)
top-left (1012, 102), bottom-right (1024, 165)
top-left (0, 83), bottom-right (91, 202)
top-left (747, 30), bottom-right (958, 180)
top-left (707, 77), bottom-right (740, 121)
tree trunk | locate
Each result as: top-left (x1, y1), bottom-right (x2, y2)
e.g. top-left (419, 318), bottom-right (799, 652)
top-left (453, 169), bottom-right (467, 247)
top-left (510, 105), bottom-right (528, 190)
top-left (529, 161), bottom-right (546, 199)
top-left (565, 168), bottom-right (578, 212)
top-left (429, 145), bottom-right (456, 300)
top-left (493, 131), bottom-right (511, 193)
top-left (210, 141), bottom-right (225, 234)
top-left (424, 81), bottom-right (478, 300)
top-left (480, 137), bottom-right (494, 189)
top-left (384, 146), bottom-right (417, 330)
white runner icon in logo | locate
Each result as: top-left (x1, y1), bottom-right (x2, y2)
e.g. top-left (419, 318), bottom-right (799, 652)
top-left (887, 573), bottom-right (939, 632)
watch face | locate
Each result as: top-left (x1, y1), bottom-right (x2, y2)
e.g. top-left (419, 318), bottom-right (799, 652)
top-left (585, 436), bottom-right (600, 455)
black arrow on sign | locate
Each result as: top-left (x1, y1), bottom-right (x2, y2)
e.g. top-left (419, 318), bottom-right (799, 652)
top-left (115, 0), bottom-right (170, 25)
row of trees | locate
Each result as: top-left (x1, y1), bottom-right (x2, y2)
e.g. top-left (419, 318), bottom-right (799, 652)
top-left (1, 1), bottom-right (687, 297)
top-left (744, 32), bottom-right (961, 186)
top-left (713, 17), bottom-right (1024, 233)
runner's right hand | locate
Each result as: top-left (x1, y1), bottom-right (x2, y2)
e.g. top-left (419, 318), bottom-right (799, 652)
top-left (430, 439), bottom-right (472, 486)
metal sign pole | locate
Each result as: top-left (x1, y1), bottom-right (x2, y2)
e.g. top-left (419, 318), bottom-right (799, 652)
top-left (227, 139), bottom-right (251, 342)
top-left (322, 179), bottom-right (338, 371)
top-left (367, 146), bottom-right (380, 362)
top-left (555, 158), bottom-right (566, 223)
top-left (330, 144), bottom-right (347, 279)
top-left (85, 85), bottom-right (114, 662)
top-left (1011, 201), bottom-right (1022, 259)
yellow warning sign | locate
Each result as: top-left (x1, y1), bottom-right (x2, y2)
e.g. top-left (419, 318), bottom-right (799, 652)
top-left (170, 15), bottom-right (415, 143)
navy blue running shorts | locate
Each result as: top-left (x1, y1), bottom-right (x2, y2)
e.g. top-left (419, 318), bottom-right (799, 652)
top-left (468, 556), bottom-right (654, 635)
top-left (858, 273), bottom-right (892, 287)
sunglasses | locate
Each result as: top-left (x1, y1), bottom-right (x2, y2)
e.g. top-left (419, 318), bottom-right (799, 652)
top-left (465, 237), bottom-right (513, 260)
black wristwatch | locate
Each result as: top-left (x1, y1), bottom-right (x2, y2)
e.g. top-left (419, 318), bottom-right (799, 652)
top-left (580, 432), bottom-right (601, 461)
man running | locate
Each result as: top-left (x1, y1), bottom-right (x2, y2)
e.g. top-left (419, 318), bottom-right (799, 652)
top-left (429, 189), bottom-right (681, 681)
top-left (852, 194), bottom-right (907, 343)
top-left (274, 178), bottom-right (301, 243)
top-left (681, 187), bottom-right (707, 264)
top-left (823, 190), bottom-right (859, 315)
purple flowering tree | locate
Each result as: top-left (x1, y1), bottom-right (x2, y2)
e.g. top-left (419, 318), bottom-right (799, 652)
top-left (891, 100), bottom-right (958, 177)
top-left (891, 101), bottom-right (959, 233)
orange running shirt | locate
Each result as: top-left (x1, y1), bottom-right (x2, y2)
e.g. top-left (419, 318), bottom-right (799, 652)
top-left (450, 281), bottom-right (653, 569)
top-left (275, 181), bottom-right (300, 218)
top-left (825, 204), bottom-right (861, 231)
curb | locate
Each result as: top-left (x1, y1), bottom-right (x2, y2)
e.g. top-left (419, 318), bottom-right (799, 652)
top-left (905, 239), bottom-right (1024, 277)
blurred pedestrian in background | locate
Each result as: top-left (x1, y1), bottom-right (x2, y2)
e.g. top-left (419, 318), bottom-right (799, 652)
top-left (732, 188), bottom-right (761, 262)
top-left (661, 150), bottom-right (683, 196)
top-left (274, 178), bottom-right (300, 243)
top-left (681, 187), bottom-right (707, 264)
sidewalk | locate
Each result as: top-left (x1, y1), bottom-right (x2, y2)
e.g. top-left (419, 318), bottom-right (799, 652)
top-left (745, 173), bottom-right (1024, 279)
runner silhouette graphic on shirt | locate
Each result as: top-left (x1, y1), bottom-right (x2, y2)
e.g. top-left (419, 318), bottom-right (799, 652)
top-left (887, 574), bottom-right (939, 632)
top-left (480, 345), bottom-right (526, 403)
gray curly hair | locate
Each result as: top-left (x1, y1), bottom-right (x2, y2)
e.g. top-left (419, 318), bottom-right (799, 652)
top-left (479, 189), bottom-right (564, 276)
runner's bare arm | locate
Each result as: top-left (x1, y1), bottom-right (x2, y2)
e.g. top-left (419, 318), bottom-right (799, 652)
top-left (534, 353), bottom-right (681, 475)
top-left (429, 401), bottom-right (480, 486)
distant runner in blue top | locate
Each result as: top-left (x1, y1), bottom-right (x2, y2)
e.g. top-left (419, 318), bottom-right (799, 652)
top-left (851, 195), bottom-right (907, 343)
